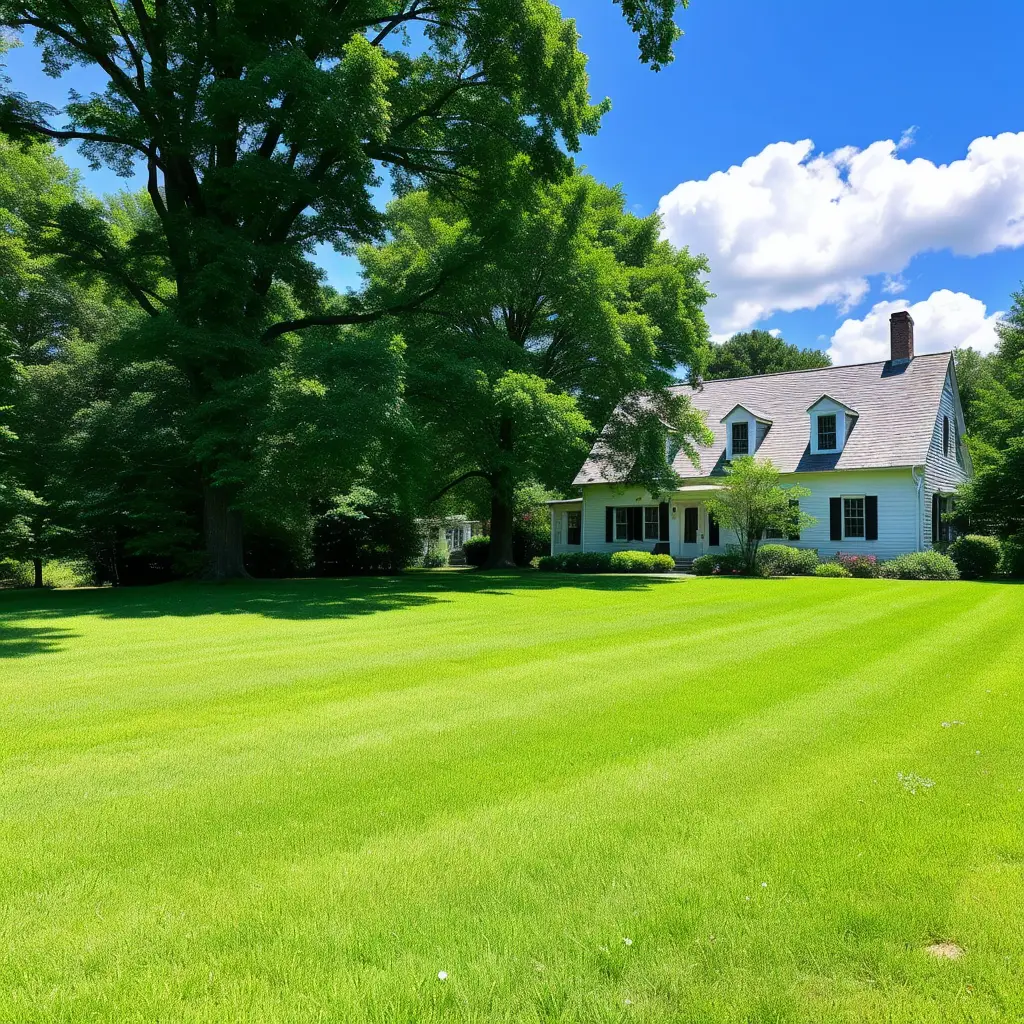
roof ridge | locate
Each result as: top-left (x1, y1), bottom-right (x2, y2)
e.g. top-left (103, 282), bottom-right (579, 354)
top-left (671, 351), bottom-right (952, 389)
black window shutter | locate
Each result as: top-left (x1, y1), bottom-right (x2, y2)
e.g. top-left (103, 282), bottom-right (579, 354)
top-left (606, 506), bottom-right (613, 543)
top-left (932, 493), bottom-right (939, 544)
top-left (708, 512), bottom-right (720, 547)
top-left (659, 502), bottom-right (670, 542)
top-left (830, 498), bottom-right (842, 541)
top-left (865, 495), bottom-right (878, 540)
top-left (788, 499), bottom-right (801, 541)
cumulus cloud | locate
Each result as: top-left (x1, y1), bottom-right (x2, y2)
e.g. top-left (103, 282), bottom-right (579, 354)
top-left (657, 132), bottom-right (1024, 333)
top-left (828, 290), bottom-right (1002, 365)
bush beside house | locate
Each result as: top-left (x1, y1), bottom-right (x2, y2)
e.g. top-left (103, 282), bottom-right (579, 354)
top-left (947, 535), bottom-right (1002, 579)
top-left (755, 544), bottom-right (819, 577)
top-left (877, 551), bottom-right (960, 580)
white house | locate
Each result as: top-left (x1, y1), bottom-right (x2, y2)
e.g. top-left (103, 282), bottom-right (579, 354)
top-left (548, 311), bottom-right (972, 565)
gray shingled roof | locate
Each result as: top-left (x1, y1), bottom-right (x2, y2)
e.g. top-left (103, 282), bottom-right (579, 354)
top-left (574, 353), bottom-right (953, 484)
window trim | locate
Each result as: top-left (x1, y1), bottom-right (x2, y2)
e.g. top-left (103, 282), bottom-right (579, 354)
top-left (566, 511), bottom-right (581, 546)
top-left (731, 420), bottom-right (750, 456)
top-left (943, 415), bottom-right (950, 458)
top-left (643, 506), bottom-right (661, 541)
top-left (817, 413), bottom-right (838, 451)
top-left (842, 494), bottom-right (866, 540)
top-left (614, 507), bottom-right (629, 542)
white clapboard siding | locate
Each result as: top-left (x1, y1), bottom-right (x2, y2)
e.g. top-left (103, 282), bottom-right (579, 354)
top-left (923, 366), bottom-right (972, 547)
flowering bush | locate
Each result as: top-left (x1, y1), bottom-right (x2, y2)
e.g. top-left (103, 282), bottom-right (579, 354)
top-left (878, 551), bottom-right (960, 581)
top-left (813, 561), bottom-right (851, 578)
top-left (691, 551), bottom-right (746, 576)
top-left (836, 553), bottom-right (878, 578)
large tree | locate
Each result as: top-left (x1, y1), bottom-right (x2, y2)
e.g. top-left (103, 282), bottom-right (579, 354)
top-left (706, 329), bottom-right (831, 380)
top-left (956, 290), bottom-right (1024, 541)
top-left (0, 0), bottom-right (689, 577)
top-left (361, 174), bottom-right (712, 566)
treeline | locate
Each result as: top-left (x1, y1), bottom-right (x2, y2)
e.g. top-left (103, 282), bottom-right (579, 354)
top-left (0, 0), bottom-right (715, 583)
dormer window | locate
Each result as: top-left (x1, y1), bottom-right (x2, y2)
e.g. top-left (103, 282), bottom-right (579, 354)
top-left (817, 414), bottom-right (837, 451)
top-left (732, 421), bottom-right (749, 455)
top-left (722, 404), bottom-right (771, 459)
top-left (807, 395), bottom-right (857, 455)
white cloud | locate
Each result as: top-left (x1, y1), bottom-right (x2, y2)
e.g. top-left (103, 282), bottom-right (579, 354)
top-left (767, 328), bottom-right (783, 338)
top-left (882, 274), bottom-right (907, 295)
top-left (828, 290), bottom-right (1002, 365)
top-left (658, 132), bottom-right (1024, 333)
top-left (896, 125), bottom-right (919, 152)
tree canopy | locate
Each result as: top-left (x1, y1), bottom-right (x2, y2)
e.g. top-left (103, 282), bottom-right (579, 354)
top-left (0, 0), bottom-right (691, 577)
top-left (956, 291), bottom-right (1024, 542)
top-left (706, 329), bottom-right (831, 380)
top-left (360, 173), bottom-right (712, 565)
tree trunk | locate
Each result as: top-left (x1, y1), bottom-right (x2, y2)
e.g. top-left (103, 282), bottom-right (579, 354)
top-left (203, 482), bottom-right (249, 580)
top-left (32, 556), bottom-right (43, 589)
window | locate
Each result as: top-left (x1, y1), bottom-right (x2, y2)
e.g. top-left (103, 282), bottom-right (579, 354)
top-left (817, 413), bottom-right (837, 450)
top-left (954, 419), bottom-right (963, 466)
top-left (731, 421), bottom-right (749, 456)
top-left (644, 506), bottom-right (660, 540)
top-left (614, 508), bottom-right (629, 542)
top-left (765, 526), bottom-right (784, 539)
top-left (943, 416), bottom-right (950, 457)
top-left (567, 512), bottom-right (581, 546)
top-left (843, 497), bottom-right (865, 539)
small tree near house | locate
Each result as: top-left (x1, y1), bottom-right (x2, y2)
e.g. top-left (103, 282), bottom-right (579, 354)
top-left (702, 457), bottom-right (816, 574)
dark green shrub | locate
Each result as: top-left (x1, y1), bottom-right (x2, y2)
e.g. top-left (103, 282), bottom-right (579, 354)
top-left (756, 544), bottom-right (819, 577)
top-left (463, 535), bottom-right (490, 567)
top-left (813, 561), bottom-right (851, 578)
top-left (837, 553), bottom-right (879, 578)
top-left (651, 554), bottom-right (676, 572)
top-left (313, 490), bottom-right (420, 575)
top-left (999, 536), bottom-right (1024, 578)
top-left (536, 554), bottom-right (564, 572)
top-left (610, 550), bottom-right (656, 573)
top-left (561, 551), bottom-right (612, 573)
top-left (947, 535), bottom-right (1001, 579)
top-left (878, 551), bottom-right (960, 581)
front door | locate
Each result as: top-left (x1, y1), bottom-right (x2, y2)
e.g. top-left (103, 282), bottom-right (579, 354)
top-left (679, 505), bottom-right (703, 558)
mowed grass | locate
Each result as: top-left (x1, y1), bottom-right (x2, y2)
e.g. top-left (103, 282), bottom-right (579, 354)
top-left (0, 573), bottom-right (1022, 1023)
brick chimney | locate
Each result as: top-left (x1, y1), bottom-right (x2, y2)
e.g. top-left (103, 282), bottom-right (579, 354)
top-left (890, 310), bottom-right (914, 363)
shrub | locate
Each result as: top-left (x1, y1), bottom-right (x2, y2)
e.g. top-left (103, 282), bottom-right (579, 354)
top-left (999, 535), bottom-right (1024, 578)
top-left (536, 554), bottom-right (563, 572)
top-left (651, 553), bottom-right (676, 573)
top-left (837, 553), bottom-right (879, 578)
top-left (562, 551), bottom-right (612, 573)
top-left (462, 535), bottom-right (490, 567)
top-left (878, 551), bottom-right (960, 581)
top-left (947, 534), bottom-right (1002, 579)
top-left (755, 544), bottom-right (819, 577)
top-left (610, 550), bottom-right (655, 573)
top-left (691, 551), bottom-right (747, 576)
top-left (312, 489), bottom-right (421, 575)
top-left (813, 561), bottom-right (851, 578)
top-left (421, 540), bottom-right (449, 568)
top-left (0, 558), bottom-right (94, 588)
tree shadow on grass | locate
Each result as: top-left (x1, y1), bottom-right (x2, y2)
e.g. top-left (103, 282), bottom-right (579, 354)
top-left (0, 571), bottom-right (681, 658)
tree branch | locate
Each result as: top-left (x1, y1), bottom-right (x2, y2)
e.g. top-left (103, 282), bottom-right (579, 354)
top-left (428, 469), bottom-right (492, 504)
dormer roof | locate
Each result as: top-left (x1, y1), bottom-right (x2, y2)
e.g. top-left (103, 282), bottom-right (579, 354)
top-left (806, 394), bottom-right (859, 416)
top-left (720, 403), bottom-right (773, 424)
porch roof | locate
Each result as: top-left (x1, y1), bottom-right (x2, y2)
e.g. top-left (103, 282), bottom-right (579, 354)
top-left (674, 484), bottom-right (724, 493)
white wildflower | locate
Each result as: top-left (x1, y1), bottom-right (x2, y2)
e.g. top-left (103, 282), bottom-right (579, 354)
top-left (437, 971), bottom-right (448, 982)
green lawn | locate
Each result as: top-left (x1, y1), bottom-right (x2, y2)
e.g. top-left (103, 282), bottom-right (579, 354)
top-left (1, 573), bottom-right (1021, 1023)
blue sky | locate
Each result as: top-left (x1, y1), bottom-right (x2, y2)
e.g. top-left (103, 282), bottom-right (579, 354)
top-left (5, 0), bottom-right (1024, 361)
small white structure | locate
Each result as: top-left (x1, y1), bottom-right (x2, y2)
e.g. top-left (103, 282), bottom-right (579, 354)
top-left (551, 311), bottom-right (972, 563)
top-left (417, 516), bottom-right (484, 556)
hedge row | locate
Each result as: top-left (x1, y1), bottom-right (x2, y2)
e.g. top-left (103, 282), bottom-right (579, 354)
top-left (691, 544), bottom-right (964, 581)
top-left (537, 551), bottom-right (676, 574)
